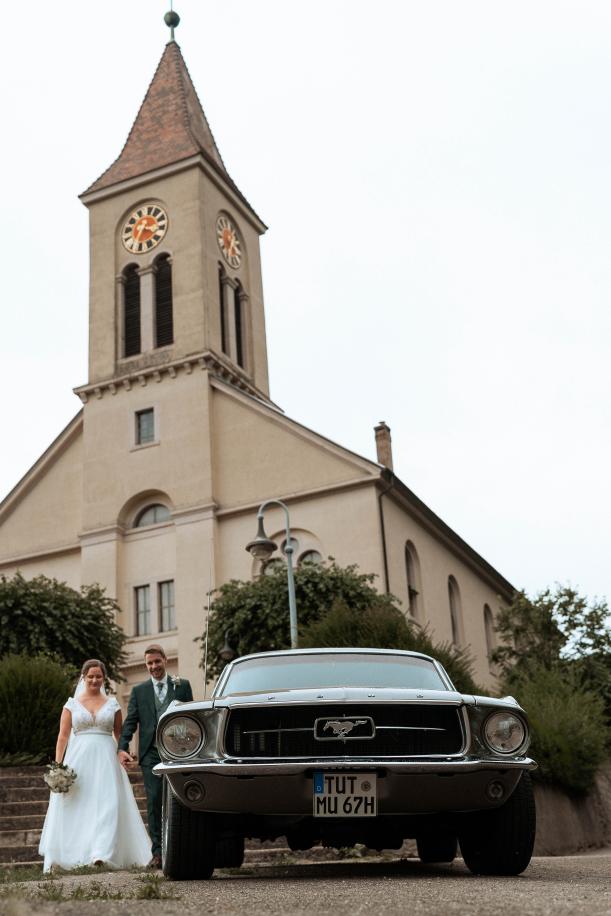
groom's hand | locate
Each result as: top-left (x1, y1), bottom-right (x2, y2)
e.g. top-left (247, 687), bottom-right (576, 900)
top-left (118, 750), bottom-right (135, 770)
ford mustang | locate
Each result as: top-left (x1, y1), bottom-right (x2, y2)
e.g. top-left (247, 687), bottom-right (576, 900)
top-left (154, 648), bottom-right (536, 879)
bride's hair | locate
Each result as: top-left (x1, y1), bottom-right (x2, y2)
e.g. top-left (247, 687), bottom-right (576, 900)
top-left (81, 659), bottom-right (107, 678)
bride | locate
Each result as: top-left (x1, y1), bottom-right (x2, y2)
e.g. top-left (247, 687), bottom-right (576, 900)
top-left (39, 659), bottom-right (151, 872)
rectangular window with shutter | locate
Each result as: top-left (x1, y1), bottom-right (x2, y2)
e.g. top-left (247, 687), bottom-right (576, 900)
top-left (135, 585), bottom-right (151, 636)
top-left (159, 580), bottom-right (175, 632)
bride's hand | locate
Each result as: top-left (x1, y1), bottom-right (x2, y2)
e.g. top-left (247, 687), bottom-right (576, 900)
top-left (118, 750), bottom-right (135, 770)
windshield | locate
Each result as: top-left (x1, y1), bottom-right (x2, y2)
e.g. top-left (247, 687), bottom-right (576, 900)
top-left (218, 653), bottom-right (448, 695)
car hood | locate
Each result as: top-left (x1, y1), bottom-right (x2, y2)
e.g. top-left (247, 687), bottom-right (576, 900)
top-left (212, 686), bottom-right (472, 708)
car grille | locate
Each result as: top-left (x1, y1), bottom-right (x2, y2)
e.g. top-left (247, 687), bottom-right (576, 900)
top-left (224, 704), bottom-right (464, 758)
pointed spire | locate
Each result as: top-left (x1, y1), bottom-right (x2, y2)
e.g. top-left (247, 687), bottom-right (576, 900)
top-left (83, 42), bottom-right (252, 214)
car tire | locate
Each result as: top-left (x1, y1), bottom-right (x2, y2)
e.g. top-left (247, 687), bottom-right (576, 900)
top-left (458, 772), bottom-right (536, 876)
top-left (215, 836), bottom-right (245, 869)
top-left (161, 779), bottom-right (216, 880)
top-left (416, 834), bottom-right (457, 864)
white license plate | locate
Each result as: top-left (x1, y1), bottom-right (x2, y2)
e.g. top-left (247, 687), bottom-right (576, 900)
top-left (313, 771), bottom-right (377, 817)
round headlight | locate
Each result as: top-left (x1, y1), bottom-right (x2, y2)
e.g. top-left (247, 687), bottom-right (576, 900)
top-left (160, 716), bottom-right (205, 758)
top-left (483, 712), bottom-right (526, 755)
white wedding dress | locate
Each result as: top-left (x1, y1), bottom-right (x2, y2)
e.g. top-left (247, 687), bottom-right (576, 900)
top-left (39, 696), bottom-right (151, 872)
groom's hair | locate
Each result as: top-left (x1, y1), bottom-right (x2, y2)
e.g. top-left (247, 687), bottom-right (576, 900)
top-left (144, 644), bottom-right (166, 659)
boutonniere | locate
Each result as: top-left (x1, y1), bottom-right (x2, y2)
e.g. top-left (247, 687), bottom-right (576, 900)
top-left (171, 675), bottom-right (182, 687)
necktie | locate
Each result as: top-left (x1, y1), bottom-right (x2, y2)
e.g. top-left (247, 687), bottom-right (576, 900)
top-left (157, 681), bottom-right (165, 701)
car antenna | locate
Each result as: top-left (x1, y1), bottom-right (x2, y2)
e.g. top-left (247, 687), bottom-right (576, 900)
top-left (202, 540), bottom-right (213, 698)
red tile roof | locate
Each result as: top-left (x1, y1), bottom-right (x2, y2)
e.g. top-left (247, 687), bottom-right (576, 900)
top-left (83, 41), bottom-right (256, 217)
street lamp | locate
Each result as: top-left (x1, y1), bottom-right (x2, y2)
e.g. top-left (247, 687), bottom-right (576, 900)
top-left (219, 628), bottom-right (236, 664)
top-left (245, 499), bottom-right (298, 649)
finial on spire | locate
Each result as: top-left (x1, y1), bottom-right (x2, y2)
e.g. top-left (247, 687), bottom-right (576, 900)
top-left (164, 2), bottom-right (180, 42)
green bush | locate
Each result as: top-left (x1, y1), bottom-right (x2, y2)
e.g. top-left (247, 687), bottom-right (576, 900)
top-left (300, 599), bottom-right (482, 695)
top-left (511, 664), bottom-right (607, 794)
top-left (0, 654), bottom-right (76, 765)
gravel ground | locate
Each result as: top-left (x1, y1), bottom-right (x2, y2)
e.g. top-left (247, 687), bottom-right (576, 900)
top-left (1, 852), bottom-right (610, 916)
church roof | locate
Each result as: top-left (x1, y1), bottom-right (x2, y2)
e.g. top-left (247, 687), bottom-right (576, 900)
top-left (83, 41), bottom-right (258, 216)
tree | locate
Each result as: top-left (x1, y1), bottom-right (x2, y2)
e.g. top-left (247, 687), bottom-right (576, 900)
top-left (492, 586), bottom-right (611, 724)
top-left (491, 585), bottom-right (610, 792)
top-left (492, 586), bottom-right (611, 678)
top-left (0, 573), bottom-right (127, 682)
top-left (300, 598), bottom-right (482, 695)
top-left (200, 560), bottom-right (481, 692)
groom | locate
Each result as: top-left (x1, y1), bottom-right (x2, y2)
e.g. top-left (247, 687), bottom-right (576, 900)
top-left (118, 644), bottom-right (193, 868)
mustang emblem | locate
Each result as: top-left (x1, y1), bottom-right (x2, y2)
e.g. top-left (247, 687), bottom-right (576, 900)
top-left (323, 719), bottom-right (368, 739)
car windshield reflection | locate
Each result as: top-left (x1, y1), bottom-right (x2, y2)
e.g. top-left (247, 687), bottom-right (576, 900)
top-left (218, 653), bottom-right (447, 695)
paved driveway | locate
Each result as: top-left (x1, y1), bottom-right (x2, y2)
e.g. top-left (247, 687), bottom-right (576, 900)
top-left (1, 853), bottom-right (610, 916)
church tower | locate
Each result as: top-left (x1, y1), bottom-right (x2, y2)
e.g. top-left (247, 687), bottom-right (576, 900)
top-left (79, 37), bottom-right (269, 396)
top-left (74, 27), bottom-right (270, 686)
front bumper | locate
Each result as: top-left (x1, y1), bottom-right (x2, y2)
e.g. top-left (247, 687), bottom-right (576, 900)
top-left (154, 756), bottom-right (536, 815)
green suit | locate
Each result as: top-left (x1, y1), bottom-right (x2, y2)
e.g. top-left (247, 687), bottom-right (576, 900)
top-left (119, 677), bottom-right (193, 856)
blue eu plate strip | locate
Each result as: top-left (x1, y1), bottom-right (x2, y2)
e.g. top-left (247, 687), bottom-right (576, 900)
top-left (314, 771), bottom-right (324, 794)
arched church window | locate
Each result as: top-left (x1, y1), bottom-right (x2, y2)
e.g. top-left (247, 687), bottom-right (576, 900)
top-left (218, 264), bottom-right (228, 355)
top-left (405, 541), bottom-right (422, 621)
top-left (262, 558), bottom-right (285, 576)
top-left (154, 254), bottom-right (173, 347)
top-left (134, 504), bottom-right (171, 527)
top-left (234, 281), bottom-right (244, 368)
top-left (123, 264), bottom-right (141, 357)
top-left (484, 604), bottom-right (496, 664)
top-left (299, 550), bottom-right (322, 566)
top-left (448, 575), bottom-right (464, 646)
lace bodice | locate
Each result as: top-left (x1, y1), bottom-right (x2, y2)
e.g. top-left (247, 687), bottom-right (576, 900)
top-left (64, 696), bottom-right (120, 736)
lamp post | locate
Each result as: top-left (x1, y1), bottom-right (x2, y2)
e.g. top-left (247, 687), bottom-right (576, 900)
top-left (219, 628), bottom-right (236, 665)
top-left (245, 499), bottom-right (298, 649)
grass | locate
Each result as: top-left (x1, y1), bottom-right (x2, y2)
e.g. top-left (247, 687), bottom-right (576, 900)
top-left (133, 874), bottom-right (178, 900)
top-left (1, 873), bottom-right (176, 903)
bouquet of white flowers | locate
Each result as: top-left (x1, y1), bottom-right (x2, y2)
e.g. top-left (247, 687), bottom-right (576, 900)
top-left (43, 761), bottom-right (77, 794)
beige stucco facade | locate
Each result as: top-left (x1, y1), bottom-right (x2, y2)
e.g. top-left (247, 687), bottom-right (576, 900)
top-left (0, 40), bottom-right (513, 707)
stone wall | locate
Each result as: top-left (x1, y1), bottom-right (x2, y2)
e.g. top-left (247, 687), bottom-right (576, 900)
top-left (534, 763), bottom-right (611, 855)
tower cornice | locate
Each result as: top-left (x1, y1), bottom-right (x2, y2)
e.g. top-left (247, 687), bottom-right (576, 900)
top-left (73, 350), bottom-right (277, 406)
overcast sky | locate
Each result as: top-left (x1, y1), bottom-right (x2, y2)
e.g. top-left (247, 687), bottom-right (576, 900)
top-left (1, 1), bottom-right (609, 602)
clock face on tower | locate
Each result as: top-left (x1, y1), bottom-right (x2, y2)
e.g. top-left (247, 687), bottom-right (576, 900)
top-left (122, 204), bottom-right (168, 254)
top-left (216, 215), bottom-right (242, 268)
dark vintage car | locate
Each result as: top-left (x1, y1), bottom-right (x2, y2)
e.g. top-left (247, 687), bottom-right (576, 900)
top-left (155, 648), bottom-right (536, 879)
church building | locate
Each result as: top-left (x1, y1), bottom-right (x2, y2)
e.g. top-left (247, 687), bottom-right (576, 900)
top-left (0, 31), bottom-right (513, 701)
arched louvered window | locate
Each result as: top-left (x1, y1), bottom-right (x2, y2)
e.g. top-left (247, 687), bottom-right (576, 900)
top-left (219, 264), bottom-right (228, 355)
top-left (448, 576), bottom-right (464, 646)
top-left (154, 254), bottom-right (173, 347)
top-left (234, 282), bottom-right (244, 367)
top-left (123, 264), bottom-right (141, 357)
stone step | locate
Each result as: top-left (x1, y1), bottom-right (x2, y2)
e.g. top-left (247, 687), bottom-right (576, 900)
top-left (0, 845), bottom-right (41, 864)
top-left (0, 767), bottom-right (46, 777)
top-left (0, 786), bottom-right (50, 803)
top-left (0, 829), bottom-right (41, 848)
top-left (0, 801), bottom-right (48, 817)
top-left (0, 814), bottom-right (46, 831)
top-left (0, 775), bottom-right (50, 789)
top-left (0, 786), bottom-right (146, 818)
